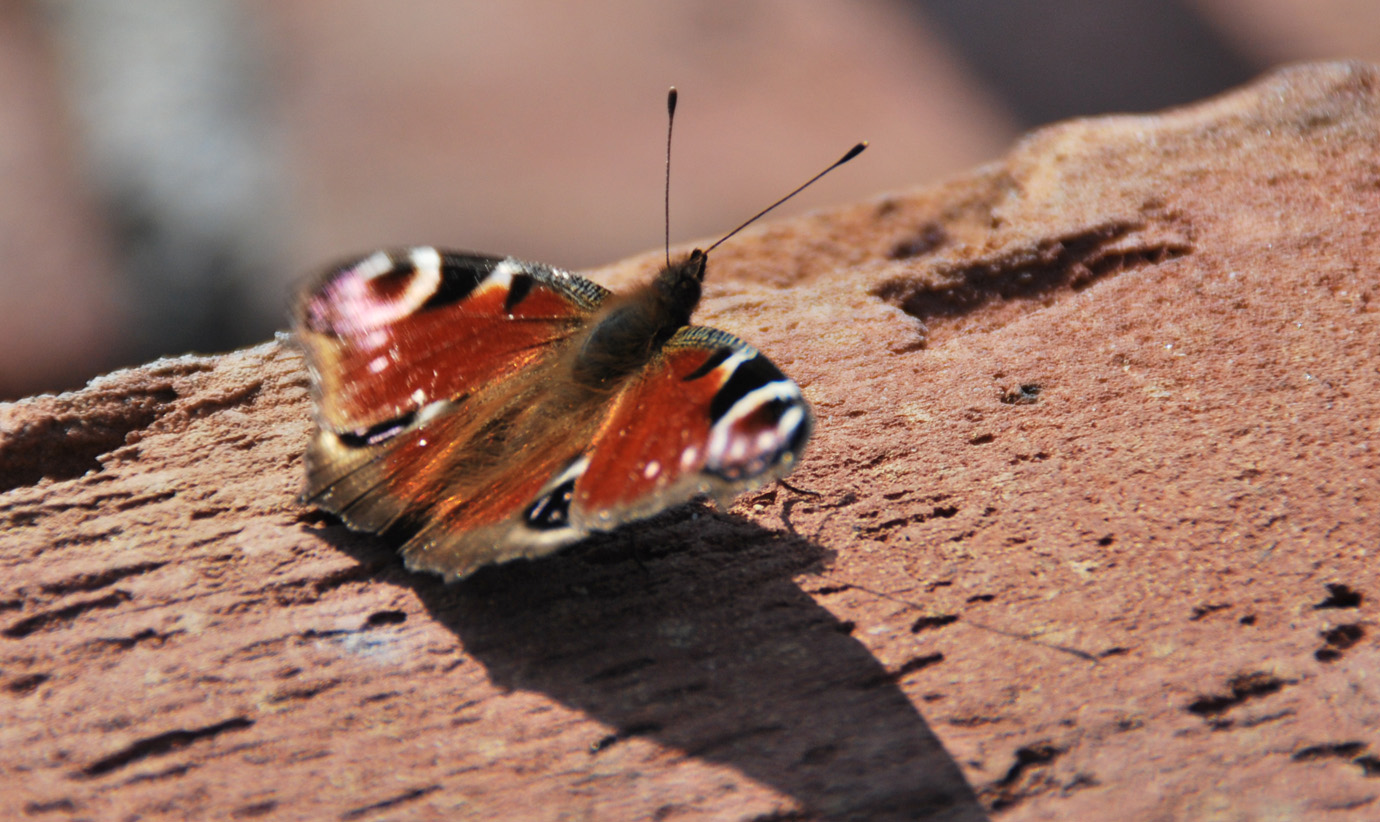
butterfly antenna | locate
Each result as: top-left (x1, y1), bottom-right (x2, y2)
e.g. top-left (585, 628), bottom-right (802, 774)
top-left (664, 86), bottom-right (678, 270)
top-left (705, 140), bottom-right (868, 254)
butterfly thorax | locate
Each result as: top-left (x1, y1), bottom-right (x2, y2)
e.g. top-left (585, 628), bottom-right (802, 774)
top-left (569, 250), bottom-right (706, 388)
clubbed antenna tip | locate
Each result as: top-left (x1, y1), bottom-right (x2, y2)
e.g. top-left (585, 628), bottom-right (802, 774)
top-left (706, 140), bottom-right (870, 254)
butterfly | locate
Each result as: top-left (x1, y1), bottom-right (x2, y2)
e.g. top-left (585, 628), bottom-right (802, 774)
top-left (295, 89), bottom-right (865, 579)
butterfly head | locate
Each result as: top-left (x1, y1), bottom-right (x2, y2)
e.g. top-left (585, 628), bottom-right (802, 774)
top-left (652, 248), bottom-right (708, 324)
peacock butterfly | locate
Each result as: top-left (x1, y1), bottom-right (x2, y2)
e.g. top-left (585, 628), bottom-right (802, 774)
top-left (295, 89), bottom-right (865, 579)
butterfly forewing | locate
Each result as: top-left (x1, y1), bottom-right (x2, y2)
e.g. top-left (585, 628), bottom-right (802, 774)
top-left (297, 248), bottom-right (606, 434)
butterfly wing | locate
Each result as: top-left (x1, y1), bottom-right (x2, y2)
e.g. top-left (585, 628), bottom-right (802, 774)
top-left (573, 326), bottom-right (811, 521)
top-left (298, 246), bottom-right (811, 580)
top-left (396, 325), bottom-right (812, 579)
top-left (296, 247), bottom-right (608, 528)
top-left (297, 247), bottom-right (608, 433)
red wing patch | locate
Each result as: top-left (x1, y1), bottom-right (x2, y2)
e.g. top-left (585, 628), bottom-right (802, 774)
top-left (574, 326), bottom-right (811, 524)
top-left (297, 248), bottom-right (606, 433)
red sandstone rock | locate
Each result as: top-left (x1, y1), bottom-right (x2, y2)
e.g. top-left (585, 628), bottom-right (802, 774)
top-left (3, 61), bottom-right (1379, 820)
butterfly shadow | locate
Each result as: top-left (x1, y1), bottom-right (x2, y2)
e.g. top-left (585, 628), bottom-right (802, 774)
top-left (322, 505), bottom-right (988, 821)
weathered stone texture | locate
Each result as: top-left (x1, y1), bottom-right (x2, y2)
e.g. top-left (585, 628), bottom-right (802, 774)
top-left (3, 62), bottom-right (1379, 820)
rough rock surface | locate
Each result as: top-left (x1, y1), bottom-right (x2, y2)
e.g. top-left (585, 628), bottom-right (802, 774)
top-left (3, 61), bottom-right (1379, 820)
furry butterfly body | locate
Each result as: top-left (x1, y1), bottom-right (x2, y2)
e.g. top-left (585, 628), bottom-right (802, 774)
top-left (296, 246), bottom-right (812, 579)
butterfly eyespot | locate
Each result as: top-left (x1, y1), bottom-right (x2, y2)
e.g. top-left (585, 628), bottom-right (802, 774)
top-left (307, 251), bottom-right (446, 339)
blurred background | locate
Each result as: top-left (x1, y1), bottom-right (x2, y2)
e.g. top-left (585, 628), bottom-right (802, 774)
top-left (3, 0), bottom-right (1378, 400)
